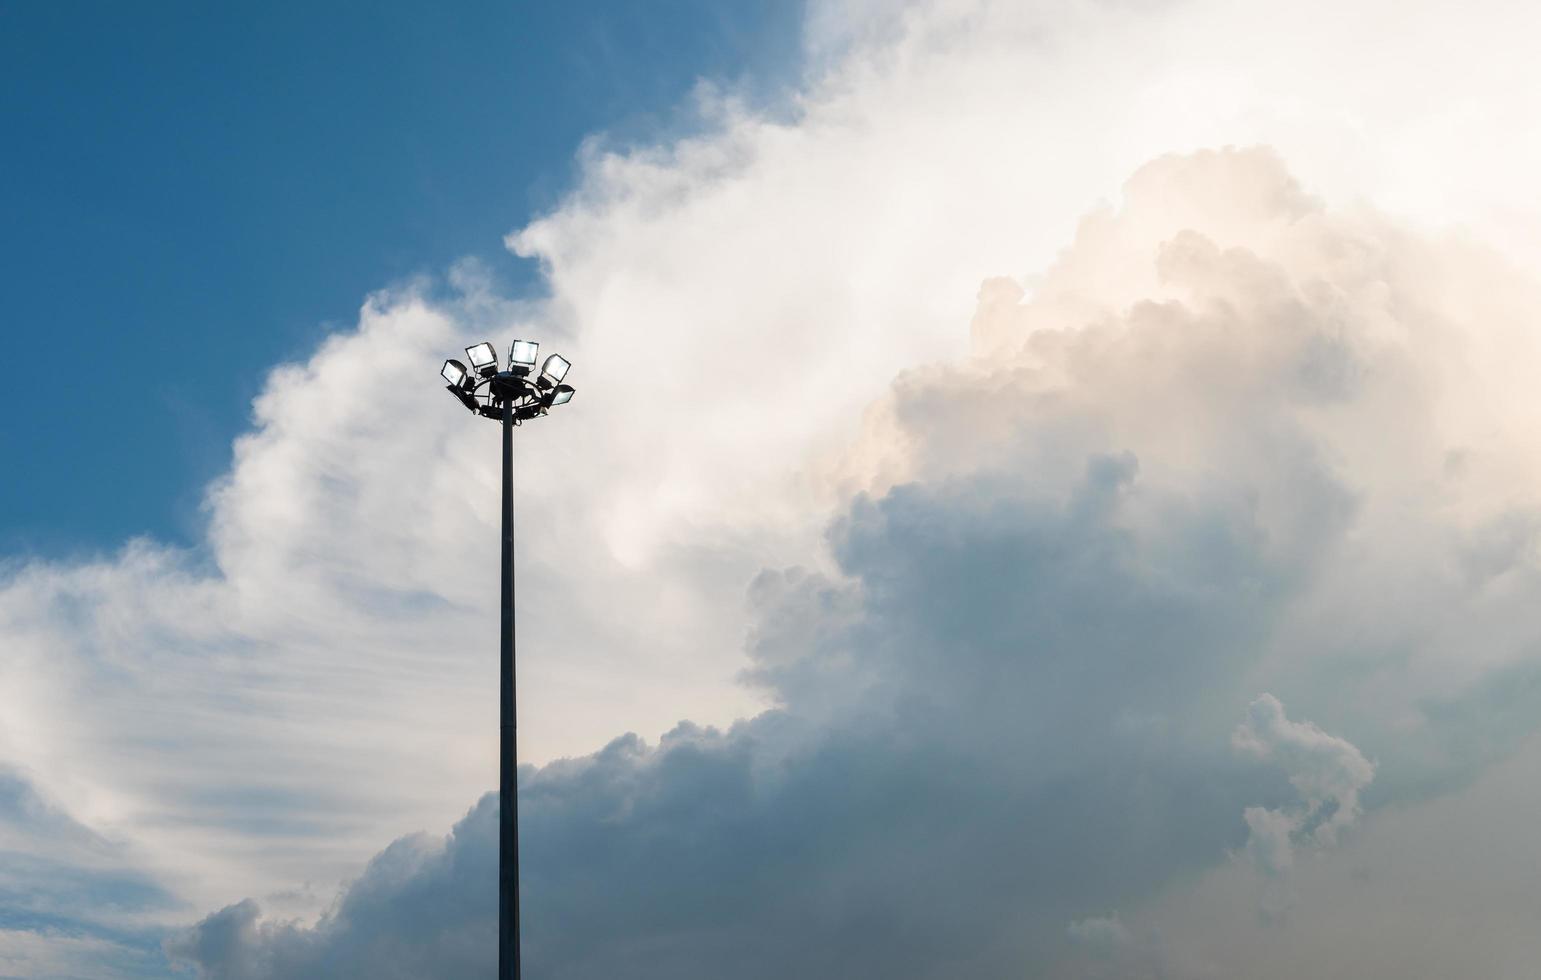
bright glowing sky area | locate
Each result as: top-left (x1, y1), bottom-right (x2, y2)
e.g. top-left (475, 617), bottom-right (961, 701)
top-left (5, 2), bottom-right (1541, 978)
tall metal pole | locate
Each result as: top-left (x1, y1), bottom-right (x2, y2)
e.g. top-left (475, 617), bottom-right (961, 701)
top-left (499, 398), bottom-right (521, 980)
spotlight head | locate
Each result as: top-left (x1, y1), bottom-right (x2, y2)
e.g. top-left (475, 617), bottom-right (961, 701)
top-left (466, 342), bottom-right (498, 376)
top-left (437, 341), bottom-right (578, 424)
top-left (541, 353), bottom-right (571, 384)
top-left (509, 340), bottom-right (539, 372)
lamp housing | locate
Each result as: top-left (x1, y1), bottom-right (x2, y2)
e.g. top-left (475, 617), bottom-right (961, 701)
top-left (509, 340), bottom-right (539, 369)
top-left (466, 342), bottom-right (499, 376)
top-left (541, 353), bottom-right (571, 383)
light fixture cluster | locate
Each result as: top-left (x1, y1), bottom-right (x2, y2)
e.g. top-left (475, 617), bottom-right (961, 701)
top-left (441, 339), bottom-right (575, 422)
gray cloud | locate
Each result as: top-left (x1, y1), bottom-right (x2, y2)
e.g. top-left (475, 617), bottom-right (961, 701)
top-left (167, 143), bottom-right (1541, 979)
top-left (166, 799), bottom-right (494, 979)
top-left (168, 412), bottom-right (1290, 977)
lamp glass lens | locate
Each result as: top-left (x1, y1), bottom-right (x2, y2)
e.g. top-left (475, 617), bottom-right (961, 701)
top-left (510, 340), bottom-right (539, 365)
top-left (441, 360), bottom-right (467, 386)
top-left (552, 387), bottom-right (575, 405)
top-left (466, 342), bottom-right (497, 369)
top-left (542, 353), bottom-right (571, 382)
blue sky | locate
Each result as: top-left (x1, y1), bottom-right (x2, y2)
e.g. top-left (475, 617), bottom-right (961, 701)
top-left (0, 1), bottom-right (799, 555)
top-left (7, 1), bottom-right (1541, 978)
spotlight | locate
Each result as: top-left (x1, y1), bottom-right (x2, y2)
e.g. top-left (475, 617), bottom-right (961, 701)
top-left (466, 342), bottom-right (498, 376)
top-left (541, 353), bottom-right (571, 384)
top-left (509, 340), bottom-right (539, 371)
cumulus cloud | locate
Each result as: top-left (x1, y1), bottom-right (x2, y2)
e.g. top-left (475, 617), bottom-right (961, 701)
top-left (169, 142), bottom-right (1541, 978)
top-left (1233, 693), bottom-right (1375, 878)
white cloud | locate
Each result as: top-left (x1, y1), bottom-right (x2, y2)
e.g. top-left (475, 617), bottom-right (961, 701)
top-left (5, 0), bottom-right (1541, 975)
top-left (1233, 693), bottom-right (1375, 873)
top-left (169, 144), bottom-right (1541, 978)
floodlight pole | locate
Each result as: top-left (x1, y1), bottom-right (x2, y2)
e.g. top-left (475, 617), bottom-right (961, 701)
top-left (499, 396), bottom-right (522, 980)
top-left (441, 344), bottom-right (574, 979)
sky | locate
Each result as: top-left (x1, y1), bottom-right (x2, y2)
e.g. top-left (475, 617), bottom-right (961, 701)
top-left (6, 1), bottom-right (1541, 978)
top-left (0, 0), bottom-right (800, 555)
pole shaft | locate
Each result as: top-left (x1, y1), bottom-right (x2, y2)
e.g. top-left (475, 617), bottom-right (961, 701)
top-left (499, 400), bottom-right (521, 980)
